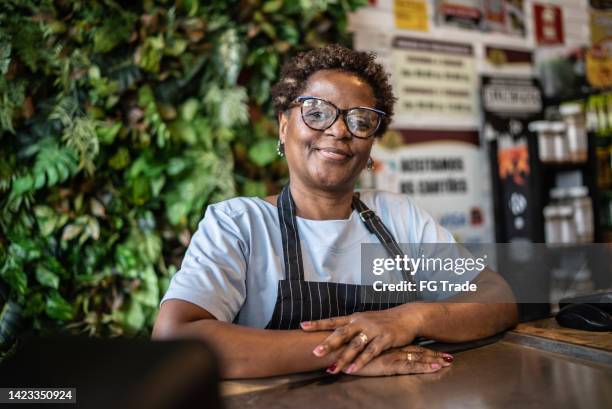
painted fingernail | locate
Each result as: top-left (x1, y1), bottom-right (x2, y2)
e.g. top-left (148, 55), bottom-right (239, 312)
top-left (313, 345), bottom-right (326, 356)
top-left (346, 364), bottom-right (357, 374)
top-left (300, 321), bottom-right (312, 329)
top-left (431, 363), bottom-right (441, 370)
top-left (326, 362), bottom-right (337, 373)
top-left (443, 354), bottom-right (454, 363)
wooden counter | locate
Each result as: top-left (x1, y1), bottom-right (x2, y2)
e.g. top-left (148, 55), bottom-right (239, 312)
top-left (513, 317), bottom-right (612, 351)
top-left (221, 321), bottom-right (612, 409)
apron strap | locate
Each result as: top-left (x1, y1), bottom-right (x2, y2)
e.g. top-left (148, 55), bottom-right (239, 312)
top-left (352, 195), bottom-right (417, 299)
top-left (277, 184), bottom-right (306, 281)
top-left (351, 194), bottom-right (406, 261)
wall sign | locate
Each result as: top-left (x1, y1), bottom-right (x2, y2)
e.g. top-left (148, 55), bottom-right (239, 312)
top-left (434, 0), bottom-right (526, 36)
top-left (391, 36), bottom-right (478, 128)
top-left (365, 130), bottom-right (492, 243)
top-left (481, 76), bottom-right (543, 241)
top-left (484, 46), bottom-right (532, 70)
top-left (588, 4), bottom-right (612, 88)
top-left (533, 3), bottom-right (565, 45)
top-left (394, 0), bottom-right (429, 32)
top-left (435, 0), bottom-right (482, 30)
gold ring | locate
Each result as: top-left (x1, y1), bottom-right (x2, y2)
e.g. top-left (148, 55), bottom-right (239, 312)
top-left (406, 352), bottom-right (414, 362)
top-left (357, 332), bottom-right (369, 345)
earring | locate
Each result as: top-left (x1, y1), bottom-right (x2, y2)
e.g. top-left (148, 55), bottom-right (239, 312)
top-left (366, 157), bottom-right (374, 171)
top-left (276, 140), bottom-right (285, 157)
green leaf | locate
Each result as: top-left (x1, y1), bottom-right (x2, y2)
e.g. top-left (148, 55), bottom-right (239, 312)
top-left (132, 266), bottom-right (159, 308)
top-left (204, 85), bottom-right (249, 128)
top-left (34, 205), bottom-right (58, 236)
top-left (130, 178), bottom-right (150, 205)
top-left (248, 139), bottom-right (277, 167)
top-left (169, 120), bottom-right (197, 145)
top-left (93, 13), bottom-right (136, 53)
top-left (1, 267), bottom-right (27, 296)
top-left (180, 98), bottom-right (199, 121)
top-left (263, 0), bottom-right (284, 13)
top-left (0, 38), bottom-right (11, 75)
top-left (279, 23), bottom-right (300, 45)
top-left (109, 147), bottom-right (131, 170)
top-left (216, 28), bottom-right (245, 86)
top-left (35, 265), bottom-right (60, 289)
top-left (45, 292), bottom-right (74, 321)
top-left (11, 174), bottom-right (34, 196)
top-left (137, 35), bottom-right (165, 73)
top-left (97, 122), bottom-right (122, 145)
top-left (166, 157), bottom-right (188, 175)
top-left (0, 300), bottom-right (22, 346)
top-left (62, 224), bottom-right (83, 242)
top-left (123, 299), bottom-right (145, 332)
top-left (33, 172), bottom-right (45, 189)
top-left (9, 140), bottom-right (80, 205)
top-left (165, 38), bottom-right (187, 57)
top-left (24, 293), bottom-right (45, 317)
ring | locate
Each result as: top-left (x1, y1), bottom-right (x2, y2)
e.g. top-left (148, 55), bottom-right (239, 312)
top-left (406, 352), bottom-right (414, 362)
top-left (357, 332), bottom-right (369, 345)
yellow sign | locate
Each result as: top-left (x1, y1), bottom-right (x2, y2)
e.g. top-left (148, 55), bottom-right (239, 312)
top-left (586, 49), bottom-right (612, 88)
top-left (590, 8), bottom-right (612, 46)
top-left (394, 0), bottom-right (429, 32)
top-left (588, 8), bottom-right (612, 88)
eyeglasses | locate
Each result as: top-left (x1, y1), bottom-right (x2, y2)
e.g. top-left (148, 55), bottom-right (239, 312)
top-left (291, 96), bottom-right (386, 139)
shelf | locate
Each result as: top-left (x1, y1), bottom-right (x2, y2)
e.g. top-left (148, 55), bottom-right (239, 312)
top-left (539, 161), bottom-right (590, 171)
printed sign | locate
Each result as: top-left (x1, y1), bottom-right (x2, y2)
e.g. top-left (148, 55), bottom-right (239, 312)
top-left (484, 46), bottom-right (532, 70)
top-left (366, 130), bottom-right (492, 243)
top-left (481, 76), bottom-right (543, 241)
top-left (588, 5), bottom-right (612, 88)
top-left (394, 0), bottom-right (429, 32)
top-left (435, 0), bottom-right (482, 30)
top-left (533, 3), bottom-right (564, 45)
top-left (391, 36), bottom-right (478, 128)
top-left (435, 0), bottom-right (525, 36)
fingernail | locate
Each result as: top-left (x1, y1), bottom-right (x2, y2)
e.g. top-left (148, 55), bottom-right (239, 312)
top-left (431, 363), bottom-right (441, 370)
top-left (313, 345), bottom-right (326, 356)
top-left (300, 321), bottom-right (311, 329)
top-left (326, 362), bottom-right (337, 373)
top-left (346, 364), bottom-right (356, 374)
top-left (443, 354), bottom-right (454, 363)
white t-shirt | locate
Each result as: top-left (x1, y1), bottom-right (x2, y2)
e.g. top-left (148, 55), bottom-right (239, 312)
top-left (160, 190), bottom-right (480, 328)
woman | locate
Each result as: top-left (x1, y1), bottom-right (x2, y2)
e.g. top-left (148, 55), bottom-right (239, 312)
top-left (153, 44), bottom-right (518, 379)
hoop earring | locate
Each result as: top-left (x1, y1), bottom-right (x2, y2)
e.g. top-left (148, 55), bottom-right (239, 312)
top-left (366, 157), bottom-right (374, 171)
top-left (277, 140), bottom-right (285, 157)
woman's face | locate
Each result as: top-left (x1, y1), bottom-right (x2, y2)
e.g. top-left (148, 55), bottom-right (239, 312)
top-left (279, 70), bottom-right (377, 192)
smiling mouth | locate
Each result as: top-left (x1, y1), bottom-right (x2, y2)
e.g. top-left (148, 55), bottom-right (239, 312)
top-left (315, 147), bottom-right (353, 161)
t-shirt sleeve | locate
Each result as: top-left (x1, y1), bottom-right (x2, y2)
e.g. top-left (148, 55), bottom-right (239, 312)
top-left (406, 199), bottom-right (483, 301)
top-left (160, 205), bottom-right (248, 322)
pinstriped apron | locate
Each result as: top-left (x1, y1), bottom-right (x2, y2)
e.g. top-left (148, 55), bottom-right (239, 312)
top-left (265, 184), bottom-right (417, 330)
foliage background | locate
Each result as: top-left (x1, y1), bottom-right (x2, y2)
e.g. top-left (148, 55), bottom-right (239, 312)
top-left (0, 0), bottom-right (365, 353)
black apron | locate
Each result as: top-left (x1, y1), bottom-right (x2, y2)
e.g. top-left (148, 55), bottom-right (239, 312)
top-left (265, 184), bottom-right (418, 330)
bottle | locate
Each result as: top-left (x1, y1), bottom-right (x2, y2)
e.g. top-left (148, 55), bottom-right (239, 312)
top-left (559, 103), bottom-right (588, 163)
top-left (566, 186), bottom-right (594, 243)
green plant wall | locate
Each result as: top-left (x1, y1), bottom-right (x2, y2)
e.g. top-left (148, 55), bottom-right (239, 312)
top-left (0, 0), bottom-right (366, 349)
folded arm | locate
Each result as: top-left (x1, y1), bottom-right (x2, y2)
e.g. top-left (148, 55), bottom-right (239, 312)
top-left (412, 266), bottom-right (518, 342)
top-left (152, 300), bottom-right (339, 379)
top-left (302, 267), bottom-right (518, 374)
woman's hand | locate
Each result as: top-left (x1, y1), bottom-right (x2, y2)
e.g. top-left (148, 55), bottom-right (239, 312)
top-left (300, 306), bottom-right (424, 374)
top-left (345, 345), bottom-right (453, 377)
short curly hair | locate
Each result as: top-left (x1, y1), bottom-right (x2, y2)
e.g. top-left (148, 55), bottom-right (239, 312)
top-left (271, 44), bottom-right (395, 137)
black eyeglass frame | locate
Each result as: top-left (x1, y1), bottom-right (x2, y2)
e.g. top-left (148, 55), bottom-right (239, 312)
top-left (291, 96), bottom-right (387, 139)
